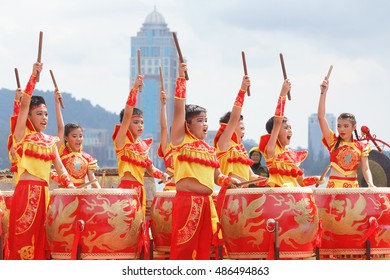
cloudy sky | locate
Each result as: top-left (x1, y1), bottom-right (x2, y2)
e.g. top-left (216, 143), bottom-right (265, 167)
top-left (1, 0), bottom-right (390, 149)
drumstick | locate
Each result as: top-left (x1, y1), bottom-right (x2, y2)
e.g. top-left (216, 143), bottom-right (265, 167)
top-left (279, 53), bottom-right (291, 100)
top-left (158, 175), bottom-right (173, 184)
top-left (137, 49), bottom-right (142, 92)
top-left (316, 165), bottom-right (331, 188)
top-left (159, 66), bottom-right (164, 92)
top-left (321, 65), bottom-right (333, 94)
top-left (326, 65), bottom-right (333, 80)
top-left (36, 31), bottom-right (43, 82)
top-left (172, 32), bottom-right (189, 80)
top-left (49, 70), bottom-right (65, 109)
top-left (241, 51), bottom-right (250, 96)
top-left (236, 177), bottom-right (267, 187)
top-left (76, 179), bottom-right (98, 189)
top-left (14, 68), bottom-right (21, 88)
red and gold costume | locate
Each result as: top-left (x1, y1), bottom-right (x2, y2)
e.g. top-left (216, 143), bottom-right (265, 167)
top-left (58, 143), bottom-right (98, 187)
top-left (214, 124), bottom-right (253, 181)
top-left (322, 129), bottom-right (370, 188)
top-left (170, 126), bottom-right (220, 260)
top-left (259, 134), bottom-right (316, 187)
top-left (157, 143), bottom-right (175, 191)
top-left (9, 105), bottom-right (59, 259)
top-left (170, 77), bottom-right (220, 260)
top-left (112, 124), bottom-right (153, 215)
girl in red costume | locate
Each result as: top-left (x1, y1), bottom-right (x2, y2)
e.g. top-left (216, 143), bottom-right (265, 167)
top-left (112, 75), bottom-right (169, 217)
top-left (214, 75), bottom-right (267, 215)
top-left (170, 63), bottom-right (240, 260)
top-left (54, 89), bottom-right (101, 188)
top-left (259, 79), bottom-right (323, 188)
top-left (8, 62), bottom-right (75, 260)
top-left (318, 77), bottom-right (376, 188)
top-left (157, 90), bottom-right (175, 191)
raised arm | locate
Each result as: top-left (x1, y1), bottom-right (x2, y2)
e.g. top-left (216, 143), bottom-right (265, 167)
top-left (114, 75), bottom-right (144, 148)
top-left (14, 62), bottom-right (42, 143)
top-left (13, 88), bottom-right (22, 116)
top-left (54, 89), bottom-right (65, 150)
top-left (171, 63), bottom-right (187, 146)
top-left (266, 79), bottom-right (291, 159)
top-left (159, 90), bottom-right (169, 155)
top-left (217, 75), bottom-right (250, 151)
top-left (318, 77), bottom-right (331, 146)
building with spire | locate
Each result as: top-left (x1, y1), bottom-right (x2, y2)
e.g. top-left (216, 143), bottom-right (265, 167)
top-left (130, 8), bottom-right (178, 170)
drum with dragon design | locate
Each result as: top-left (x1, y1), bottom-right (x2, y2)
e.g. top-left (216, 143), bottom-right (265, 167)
top-left (220, 187), bottom-right (319, 259)
top-left (46, 188), bottom-right (142, 259)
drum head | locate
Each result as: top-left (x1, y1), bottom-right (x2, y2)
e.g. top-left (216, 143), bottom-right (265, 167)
top-left (357, 150), bottom-right (390, 187)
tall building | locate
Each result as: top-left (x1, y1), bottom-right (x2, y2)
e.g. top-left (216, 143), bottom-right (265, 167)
top-left (130, 8), bottom-right (178, 170)
top-left (308, 113), bottom-right (336, 161)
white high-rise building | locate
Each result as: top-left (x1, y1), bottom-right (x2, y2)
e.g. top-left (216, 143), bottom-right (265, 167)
top-left (308, 113), bottom-right (336, 161)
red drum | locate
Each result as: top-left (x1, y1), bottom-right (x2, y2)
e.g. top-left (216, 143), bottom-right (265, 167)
top-left (46, 188), bottom-right (142, 260)
top-left (150, 191), bottom-right (175, 253)
top-left (220, 188), bottom-right (319, 259)
top-left (314, 188), bottom-right (390, 257)
top-left (0, 191), bottom-right (13, 251)
top-left (150, 191), bottom-right (218, 255)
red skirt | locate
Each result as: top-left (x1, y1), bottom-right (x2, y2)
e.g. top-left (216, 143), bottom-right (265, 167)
top-left (8, 180), bottom-right (49, 260)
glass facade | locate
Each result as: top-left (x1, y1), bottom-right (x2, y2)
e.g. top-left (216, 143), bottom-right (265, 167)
top-left (130, 9), bottom-right (178, 169)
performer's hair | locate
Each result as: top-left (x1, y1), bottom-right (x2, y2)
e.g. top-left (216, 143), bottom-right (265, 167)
top-left (333, 113), bottom-right (359, 151)
top-left (65, 123), bottom-right (83, 136)
top-left (185, 104), bottom-right (206, 124)
top-left (119, 107), bottom-right (143, 123)
top-left (29, 96), bottom-right (46, 111)
top-left (219, 111), bottom-right (243, 124)
top-left (265, 116), bottom-right (288, 134)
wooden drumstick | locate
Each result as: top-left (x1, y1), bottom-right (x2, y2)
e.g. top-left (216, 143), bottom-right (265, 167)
top-left (172, 32), bottom-right (189, 80)
top-left (321, 65), bottom-right (333, 94)
top-left (76, 179), bottom-right (98, 189)
top-left (159, 66), bottom-right (164, 92)
top-left (14, 68), bottom-right (21, 88)
top-left (49, 70), bottom-right (65, 109)
top-left (326, 65), bottom-right (333, 80)
top-left (236, 177), bottom-right (267, 187)
top-left (241, 51), bottom-right (250, 96)
top-left (158, 175), bottom-right (173, 184)
top-left (36, 31), bottom-right (43, 82)
top-left (137, 49), bottom-right (142, 92)
top-left (279, 53), bottom-right (291, 100)
top-left (316, 165), bottom-right (331, 188)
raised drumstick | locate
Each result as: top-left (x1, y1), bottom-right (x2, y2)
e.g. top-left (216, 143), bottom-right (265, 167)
top-left (321, 65), bottom-right (333, 94)
top-left (137, 49), bottom-right (142, 92)
top-left (14, 68), bottom-right (21, 88)
top-left (49, 70), bottom-right (65, 109)
top-left (241, 51), bottom-right (250, 96)
top-left (326, 65), bottom-right (333, 79)
top-left (36, 31), bottom-right (43, 82)
top-left (279, 53), bottom-right (291, 100)
top-left (172, 32), bottom-right (189, 80)
top-left (159, 66), bottom-right (164, 91)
